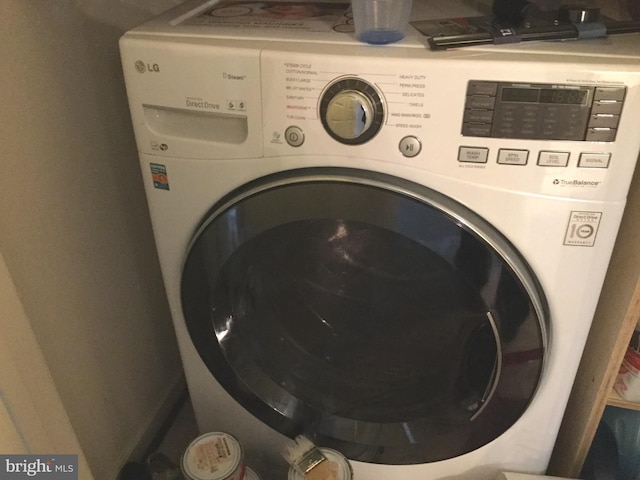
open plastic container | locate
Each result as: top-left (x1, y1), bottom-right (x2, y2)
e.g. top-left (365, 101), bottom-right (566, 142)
top-left (351, 0), bottom-right (413, 44)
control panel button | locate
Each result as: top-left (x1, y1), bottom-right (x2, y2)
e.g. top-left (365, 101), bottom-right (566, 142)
top-left (594, 87), bottom-right (626, 101)
top-left (399, 136), bottom-right (421, 158)
top-left (591, 101), bottom-right (623, 115)
top-left (589, 114), bottom-right (619, 128)
top-left (578, 152), bottom-right (611, 168)
top-left (498, 149), bottom-right (529, 165)
top-left (462, 123), bottom-right (492, 137)
top-left (285, 126), bottom-right (305, 147)
top-left (586, 128), bottom-right (617, 142)
top-left (467, 81), bottom-right (498, 96)
top-left (538, 151), bottom-right (570, 167)
top-left (458, 147), bottom-right (489, 163)
top-left (464, 109), bottom-right (494, 123)
top-left (465, 96), bottom-right (496, 110)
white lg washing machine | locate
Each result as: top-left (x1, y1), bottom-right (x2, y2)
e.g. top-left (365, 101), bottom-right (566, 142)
top-left (120, 1), bottom-right (640, 479)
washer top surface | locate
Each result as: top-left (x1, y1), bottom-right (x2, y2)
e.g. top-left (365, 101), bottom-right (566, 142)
top-left (125, 0), bottom-right (640, 60)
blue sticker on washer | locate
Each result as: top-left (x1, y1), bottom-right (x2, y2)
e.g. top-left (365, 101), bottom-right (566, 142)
top-left (150, 163), bottom-right (169, 190)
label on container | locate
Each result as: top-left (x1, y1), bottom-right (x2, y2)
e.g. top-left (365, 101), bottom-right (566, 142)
top-left (182, 433), bottom-right (244, 480)
top-left (288, 448), bottom-right (352, 480)
top-left (614, 330), bottom-right (640, 402)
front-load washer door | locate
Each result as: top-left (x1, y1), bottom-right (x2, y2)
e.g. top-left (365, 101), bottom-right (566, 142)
top-left (181, 167), bottom-right (548, 465)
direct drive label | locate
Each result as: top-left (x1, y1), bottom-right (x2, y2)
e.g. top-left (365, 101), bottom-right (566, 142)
top-left (564, 211), bottom-right (602, 247)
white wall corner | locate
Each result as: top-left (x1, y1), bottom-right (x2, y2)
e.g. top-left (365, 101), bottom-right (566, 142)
top-left (0, 250), bottom-right (95, 479)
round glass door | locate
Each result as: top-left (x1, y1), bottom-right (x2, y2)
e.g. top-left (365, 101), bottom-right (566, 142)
top-left (181, 167), bottom-right (548, 464)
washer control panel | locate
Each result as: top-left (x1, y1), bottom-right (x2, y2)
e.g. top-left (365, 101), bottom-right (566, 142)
top-left (319, 77), bottom-right (385, 145)
top-left (463, 81), bottom-right (626, 142)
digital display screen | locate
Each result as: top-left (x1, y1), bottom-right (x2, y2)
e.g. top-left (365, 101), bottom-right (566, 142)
top-left (539, 89), bottom-right (588, 105)
top-left (502, 88), bottom-right (539, 103)
top-left (502, 87), bottom-right (588, 105)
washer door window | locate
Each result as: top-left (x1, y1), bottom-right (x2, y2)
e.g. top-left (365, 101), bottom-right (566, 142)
top-left (182, 168), bottom-right (548, 464)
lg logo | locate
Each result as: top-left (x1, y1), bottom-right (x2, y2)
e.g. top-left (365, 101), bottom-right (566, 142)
top-left (135, 60), bottom-right (160, 73)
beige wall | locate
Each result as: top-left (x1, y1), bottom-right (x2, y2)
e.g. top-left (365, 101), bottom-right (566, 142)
top-left (0, 1), bottom-right (183, 478)
top-left (0, 251), bottom-right (94, 478)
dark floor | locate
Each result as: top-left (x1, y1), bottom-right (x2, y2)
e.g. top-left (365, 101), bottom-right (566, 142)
top-left (156, 396), bottom-right (199, 466)
top-left (118, 395), bottom-right (199, 480)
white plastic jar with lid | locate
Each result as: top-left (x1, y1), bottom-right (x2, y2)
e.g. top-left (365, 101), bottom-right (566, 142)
top-left (287, 448), bottom-right (353, 480)
top-left (181, 432), bottom-right (245, 480)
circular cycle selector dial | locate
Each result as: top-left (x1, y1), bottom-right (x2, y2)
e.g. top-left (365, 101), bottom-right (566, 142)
top-left (320, 77), bottom-right (385, 145)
